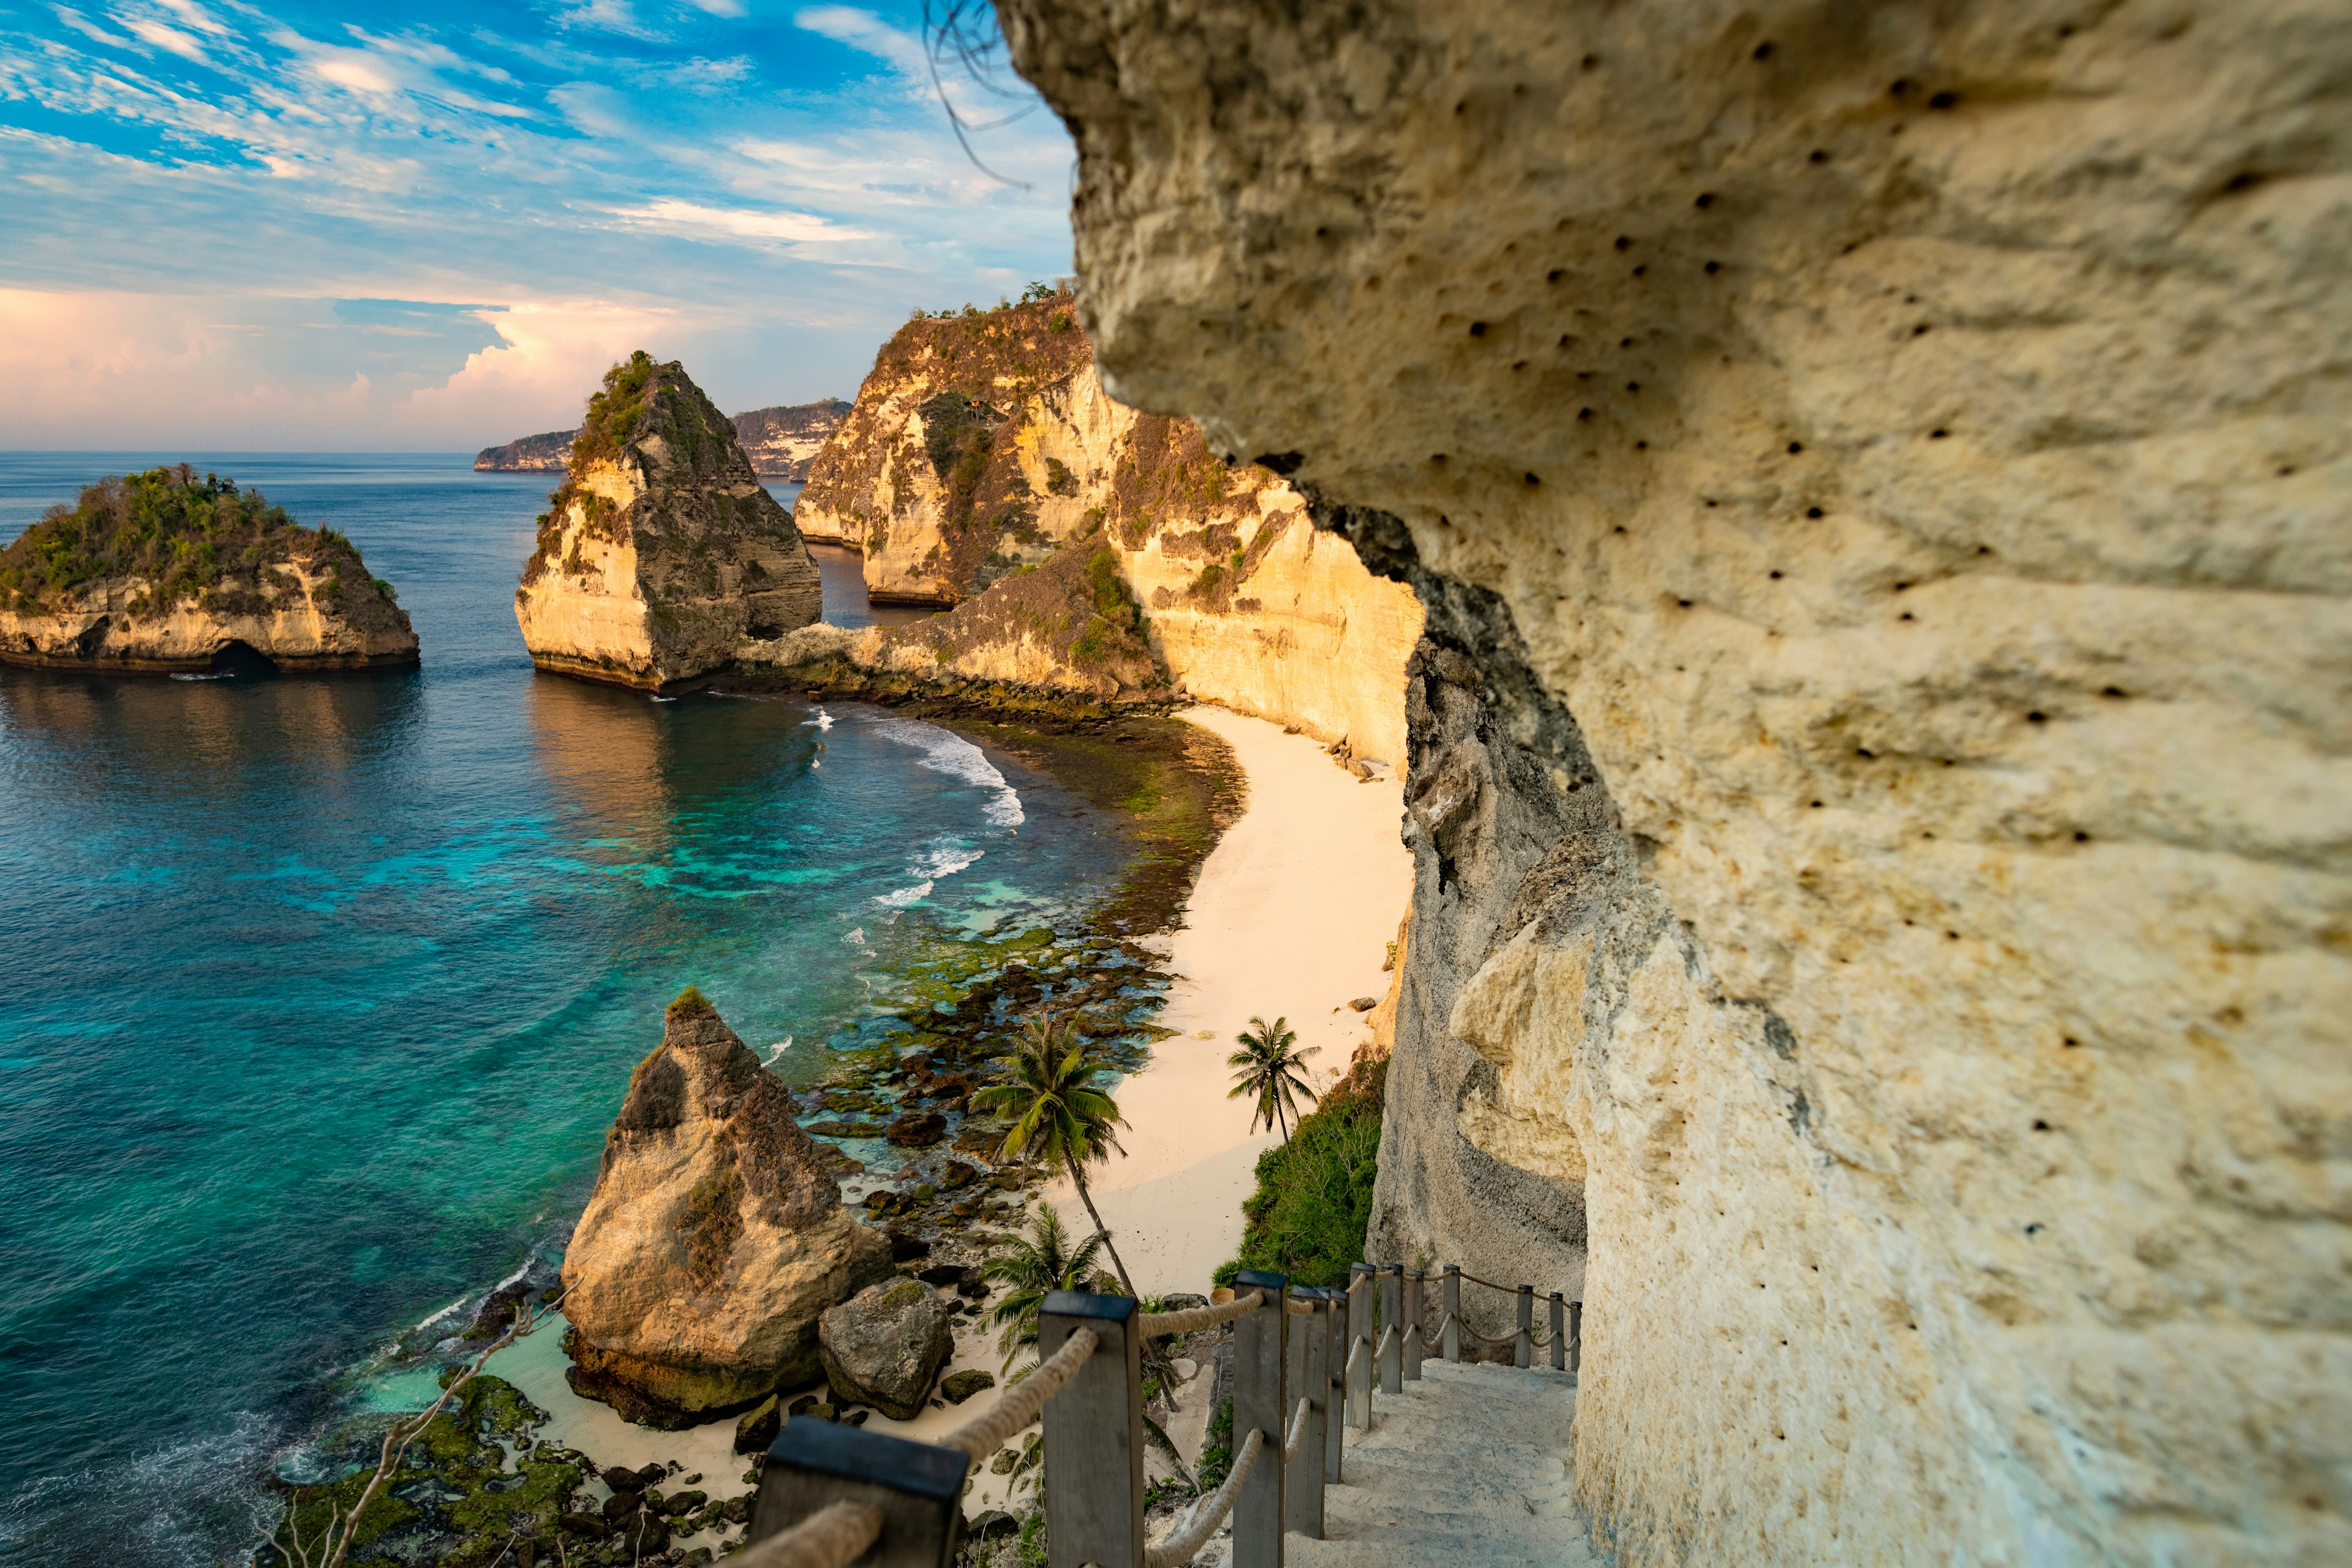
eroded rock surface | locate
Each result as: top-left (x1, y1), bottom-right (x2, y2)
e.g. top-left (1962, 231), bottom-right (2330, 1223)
top-left (1000, 2), bottom-right (2352, 1562)
top-left (516, 353), bottom-right (822, 690)
top-left (797, 304), bottom-right (1419, 753)
top-left (0, 466), bottom-right (417, 672)
top-left (817, 1278), bottom-right (954, 1420)
top-left (561, 990), bottom-right (893, 1427)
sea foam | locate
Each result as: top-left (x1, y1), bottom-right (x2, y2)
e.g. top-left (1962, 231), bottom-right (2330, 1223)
top-left (871, 718), bottom-right (1025, 827)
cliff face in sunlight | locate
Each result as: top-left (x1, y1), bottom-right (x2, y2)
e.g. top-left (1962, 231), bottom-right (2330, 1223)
top-left (515, 353), bottom-right (821, 691)
top-left (997, 1), bottom-right (2352, 1563)
top-left (797, 304), bottom-right (1419, 755)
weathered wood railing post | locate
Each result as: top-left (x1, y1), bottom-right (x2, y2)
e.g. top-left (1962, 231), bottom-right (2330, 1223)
top-left (1234, 1268), bottom-right (1289, 1568)
top-left (1548, 1292), bottom-right (1567, 1371)
top-left (1284, 1287), bottom-right (1328, 1540)
top-left (1569, 1299), bottom-right (1583, 1380)
top-left (1515, 1284), bottom-right (1534, 1368)
top-left (1441, 1265), bottom-right (1462, 1363)
top-left (751, 1419), bottom-right (968, 1567)
top-left (1346, 1264), bottom-right (1373, 1428)
top-left (1378, 1265), bottom-right (1403, 1395)
top-left (1322, 1289), bottom-right (1347, 1483)
top-left (1401, 1270), bottom-right (1424, 1381)
top-left (1038, 1289), bottom-right (1144, 1568)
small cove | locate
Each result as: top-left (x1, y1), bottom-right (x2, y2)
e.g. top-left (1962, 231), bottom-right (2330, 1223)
top-left (0, 453), bottom-right (1170, 1567)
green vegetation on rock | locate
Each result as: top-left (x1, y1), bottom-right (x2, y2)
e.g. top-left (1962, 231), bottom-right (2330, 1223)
top-left (0, 466), bottom-right (398, 619)
top-left (1216, 1058), bottom-right (1386, 1289)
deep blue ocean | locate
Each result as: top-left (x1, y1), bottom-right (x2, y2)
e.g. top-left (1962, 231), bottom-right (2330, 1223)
top-left (0, 454), bottom-right (1134, 1566)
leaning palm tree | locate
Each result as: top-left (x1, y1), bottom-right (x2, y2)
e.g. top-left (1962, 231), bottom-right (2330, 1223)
top-left (1227, 1015), bottom-right (1319, 1142)
top-left (981, 1201), bottom-right (1107, 1370)
top-left (970, 1012), bottom-right (1142, 1300)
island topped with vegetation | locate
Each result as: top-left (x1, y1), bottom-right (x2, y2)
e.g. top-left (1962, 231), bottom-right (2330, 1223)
top-left (0, 465), bottom-right (418, 673)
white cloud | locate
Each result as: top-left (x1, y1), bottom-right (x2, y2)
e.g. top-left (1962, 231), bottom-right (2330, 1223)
top-left (611, 198), bottom-right (871, 246)
top-left (792, 6), bottom-right (926, 78)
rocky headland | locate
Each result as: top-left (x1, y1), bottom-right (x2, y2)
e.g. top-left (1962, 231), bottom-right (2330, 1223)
top-left (997, 1), bottom-right (2351, 1560)
top-left (477, 400), bottom-right (850, 480)
top-left (473, 429), bottom-right (576, 472)
top-left (783, 303), bottom-right (1422, 756)
top-left (514, 353), bottom-right (823, 690)
top-left (0, 465), bottom-right (418, 673)
top-left (560, 988), bottom-right (895, 1429)
top-left (730, 400), bottom-right (853, 481)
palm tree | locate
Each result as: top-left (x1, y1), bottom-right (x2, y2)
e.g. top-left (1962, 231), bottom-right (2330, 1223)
top-left (970, 1012), bottom-right (1142, 1300)
top-left (1227, 1015), bottom-right (1319, 1142)
top-left (981, 1201), bottom-right (1107, 1370)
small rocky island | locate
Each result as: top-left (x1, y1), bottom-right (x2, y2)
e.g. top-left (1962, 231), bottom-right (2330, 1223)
top-left (514, 353), bottom-right (824, 690)
top-left (0, 465), bottom-right (418, 673)
top-left (560, 988), bottom-right (896, 1428)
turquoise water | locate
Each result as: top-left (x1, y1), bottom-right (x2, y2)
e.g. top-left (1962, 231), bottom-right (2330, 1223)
top-left (0, 454), bottom-right (1133, 1566)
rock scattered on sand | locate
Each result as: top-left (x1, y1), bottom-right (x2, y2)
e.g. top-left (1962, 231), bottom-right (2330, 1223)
top-left (818, 1278), bottom-right (954, 1420)
top-left (941, 1368), bottom-right (997, 1404)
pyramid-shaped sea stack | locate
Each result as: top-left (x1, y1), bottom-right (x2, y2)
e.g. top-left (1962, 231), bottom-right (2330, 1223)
top-left (560, 989), bottom-right (893, 1428)
top-left (515, 353), bottom-right (823, 690)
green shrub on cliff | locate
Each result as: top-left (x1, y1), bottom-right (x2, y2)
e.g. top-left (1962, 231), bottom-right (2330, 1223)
top-left (0, 466), bottom-right (395, 618)
top-left (1215, 1057), bottom-right (1385, 1290)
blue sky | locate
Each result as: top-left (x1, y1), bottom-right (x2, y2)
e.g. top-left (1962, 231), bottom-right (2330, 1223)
top-left (0, 0), bottom-right (1076, 447)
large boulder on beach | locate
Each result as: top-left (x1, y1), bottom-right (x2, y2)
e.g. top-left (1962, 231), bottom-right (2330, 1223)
top-left (817, 1280), bottom-right (954, 1420)
top-left (560, 989), bottom-right (894, 1427)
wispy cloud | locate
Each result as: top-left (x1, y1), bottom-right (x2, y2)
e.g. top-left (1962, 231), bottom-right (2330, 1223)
top-left (0, 0), bottom-right (1076, 447)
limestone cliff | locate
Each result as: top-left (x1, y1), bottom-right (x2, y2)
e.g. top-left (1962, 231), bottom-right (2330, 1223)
top-left (1001, 2), bottom-right (2351, 1564)
top-left (732, 400), bottom-right (853, 481)
top-left (515, 353), bottom-right (823, 690)
top-left (0, 466), bottom-right (417, 672)
top-left (799, 307), bottom-right (1418, 756)
top-left (561, 989), bottom-right (894, 1427)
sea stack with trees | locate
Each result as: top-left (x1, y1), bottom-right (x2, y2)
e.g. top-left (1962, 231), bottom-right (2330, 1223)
top-left (0, 465), bottom-right (418, 673)
top-left (513, 352), bottom-right (824, 690)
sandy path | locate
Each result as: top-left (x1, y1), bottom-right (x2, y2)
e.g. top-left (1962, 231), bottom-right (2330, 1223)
top-left (1041, 705), bottom-right (1413, 1298)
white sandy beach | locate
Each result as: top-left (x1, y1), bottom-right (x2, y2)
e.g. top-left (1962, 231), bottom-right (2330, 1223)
top-left (1040, 704), bottom-right (1413, 1298)
top-left (486, 702), bottom-right (1412, 1517)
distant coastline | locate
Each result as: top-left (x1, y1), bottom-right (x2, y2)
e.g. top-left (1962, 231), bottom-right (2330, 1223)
top-left (472, 398), bottom-right (852, 482)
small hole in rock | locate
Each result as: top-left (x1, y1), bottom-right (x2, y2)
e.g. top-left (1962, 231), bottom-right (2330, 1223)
top-left (1547, 269), bottom-right (1562, 282)
top-left (1753, 41), bottom-right (1774, 59)
top-left (1769, 570), bottom-right (1782, 579)
top-left (1811, 801), bottom-right (1823, 809)
top-left (2073, 832), bottom-right (2089, 842)
top-left (1806, 506), bottom-right (1823, 518)
top-left (1620, 336), bottom-right (1634, 348)
top-left (1577, 408), bottom-right (1593, 420)
top-left (1525, 472), bottom-right (1541, 486)
top-left (1705, 260), bottom-right (1720, 273)
top-left (1469, 321), bottom-right (1487, 337)
top-left (2027, 711), bottom-right (2047, 723)
top-left (1677, 598), bottom-right (1692, 608)
top-left (1512, 360), bottom-right (1527, 371)
top-left (1695, 192), bottom-right (1716, 209)
top-left (1928, 90), bottom-right (1959, 109)
top-left (2101, 686), bottom-right (2125, 698)
top-left (1632, 264), bottom-right (1646, 276)
top-left (1807, 149), bottom-right (1828, 164)
top-left (1581, 53), bottom-right (1599, 69)
top-left (1914, 323), bottom-right (1931, 336)
top-left (1899, 612), bottom-right (1914, 622)
top-left (1627, 381), bottom-right (1640, 392)
top-left (2225, 171), bottom-right (2263, 193)
top-left (1431, 454), bottom-right (1447, 463)
top-left (1614, 235), bottom-right (1632, 251)
top-left (1891, 77), bottom-right (1914, 97)
top-left (1635, 440), bottom-right (1648, 450)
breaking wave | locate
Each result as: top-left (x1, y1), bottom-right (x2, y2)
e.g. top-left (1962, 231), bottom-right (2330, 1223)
top-left (870, 718), bottom-right (1024, 827)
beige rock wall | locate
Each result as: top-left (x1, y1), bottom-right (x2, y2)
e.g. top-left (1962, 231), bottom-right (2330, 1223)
top-left (1000, 1), bottom-right (2352, 1563)
top-left (0, 560), bottom-right (418, 671)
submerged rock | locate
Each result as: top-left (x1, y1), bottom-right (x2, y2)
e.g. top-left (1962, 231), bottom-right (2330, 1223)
top-left (560, 988), bottom-right (894, 1427)
top-left (515, 352), bottom-right (823, 690)
top-left (0, 466), bottom-right (418, 673)
top-left (816, 1278), bottom-right (954, 1420)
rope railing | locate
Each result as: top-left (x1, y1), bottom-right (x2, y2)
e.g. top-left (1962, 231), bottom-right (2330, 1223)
top-left (938, 1324), bottom-right (1098, 1458)
top-left (1144, 1425), bottom-right (1264, 1568)
top-left (1139, 1291), bottom-right (1262, 1336)
top-left (729, 1500), bottom-right (883, 1568)
top-left (734, 1263), bottom-right (1578, 1568)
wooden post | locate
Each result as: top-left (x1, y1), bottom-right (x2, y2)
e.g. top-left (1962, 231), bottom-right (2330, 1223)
top-left (1548, 1292), bottom-right (1567, 1371)
top-left (1401, 1270), bottom-right (1425, 1381)
top-left (1569, 1300), bottom-right (1583, 1381)
top-left (1323, 1289), bottom-right (1346, 1483)
top-left (1284, 1287), bottom-right (1328, 1540)
top-left (1346, 1264), bottom-right (1374, 1429)
top-left (1037, 1290), bottom-right (1145, 1568)
top-left (1515, 1284), bottom-right (1534, 1369)
top-left (1442, 1265), bottom-right (1461, 1363)
top-left (750, 1418), bottom-right (969, 1568)
top-left (1378, 1266), bottom-right (1403, 1395)
top-left (1233, 1268), bottom-right (1289, 1568)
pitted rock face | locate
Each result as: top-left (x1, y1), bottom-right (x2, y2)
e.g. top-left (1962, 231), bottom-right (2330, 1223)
top-left (1000, 2), bottom-right (2352, 1562)
top-left (561, 997), bottom-right (892, 1427)
top-left (515, 353), bottom-right (823, 691)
